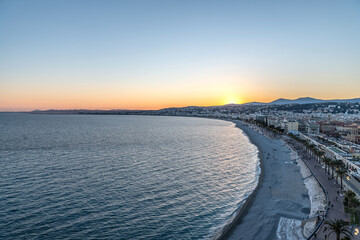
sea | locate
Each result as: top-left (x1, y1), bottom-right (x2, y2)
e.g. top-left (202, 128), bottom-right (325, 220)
top-left (0, 113), bottom-right (259, 240)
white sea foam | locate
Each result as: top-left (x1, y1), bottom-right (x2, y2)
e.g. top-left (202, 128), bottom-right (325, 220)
top-left (294, 152), bottom-right (327, 217)
top-left (276, 217), bottom-right (305, 240)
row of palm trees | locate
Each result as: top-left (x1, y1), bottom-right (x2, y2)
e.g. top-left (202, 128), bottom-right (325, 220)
top-left (247, 120), bottom-right (357, 239)
top-left (288, 132), bottom-right (349, 192)
top-left (285, 132), bottom-right (355, 239)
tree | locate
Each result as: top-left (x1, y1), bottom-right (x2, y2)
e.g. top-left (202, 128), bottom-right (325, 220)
top-left (349, 197), bottom-right (360, 209)
top-left (323, 219), bottom-right (352, 240)
top-left (344, 190), bottom-right (356, 208)
top-left (336, 168), bottom-right (348, 192)
top-left (314, 149), bottom-right (322, 163)
top-left (329, 160), bottom-right (342, 179)
top-left (323, 157), bottom-right (331, 175)
top-left (309, 144), bottom-right (316, 156)
top-left (343, 190), bottom-right (360, 225)
top-left (329, 160), bottom-right (336, 178)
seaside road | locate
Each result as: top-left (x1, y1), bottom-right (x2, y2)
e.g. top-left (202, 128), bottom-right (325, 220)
top-left (286, 138), bottom-right (351, 240)
top-left (221, 121), bottom-right (310, 240)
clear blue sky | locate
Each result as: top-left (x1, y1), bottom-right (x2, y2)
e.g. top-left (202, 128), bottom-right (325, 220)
top-left (1, 0), bottom-right (359, 110)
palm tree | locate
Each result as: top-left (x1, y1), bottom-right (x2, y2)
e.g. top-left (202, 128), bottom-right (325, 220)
top-left (343, 190), bottom-right (360, 225)
top-left (330, 159), bottom-right (343, 179)
top-left (350, 197), bottom-right (360, 224)
top-left (324, 158), bottom-right (333, 175)
top-left (329, 160), bottom-right (336, 178)
top-left (336, 168), bottom-right (348, 191)
top-left (323, 219), bottom-right (352, 240)
top-left (314, 149), bottom-right (322, 163)
top-left (309, 144), bottom-right (316, 156)
top-left (335, 160), bottom-right (345, 170)
top-left (350, 196), bottom-right (360, 209)
top-left (341, 236), bottom-right (351, 240)
top-left (322, 157), bottom-right (330, 174)
top-left (331, 160), bottom-right (342, 179)
top-left (344, 190), bottom-right (356, 208)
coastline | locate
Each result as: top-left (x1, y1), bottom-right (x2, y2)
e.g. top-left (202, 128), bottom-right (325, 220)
top-left (217, 120), bottom-right (311, 240)
top-left (214, 121), bottom-right (264, 240)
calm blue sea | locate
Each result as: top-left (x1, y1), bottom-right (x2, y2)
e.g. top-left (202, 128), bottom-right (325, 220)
top-left (0, 114), bottom-right (259, 239)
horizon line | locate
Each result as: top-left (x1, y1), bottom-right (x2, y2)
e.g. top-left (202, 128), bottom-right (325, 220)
top-left (1, 96), bottom-right (360, 113)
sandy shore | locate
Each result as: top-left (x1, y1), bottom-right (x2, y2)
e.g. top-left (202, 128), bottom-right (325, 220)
top-left (218, 121), bottom-right (311, 240)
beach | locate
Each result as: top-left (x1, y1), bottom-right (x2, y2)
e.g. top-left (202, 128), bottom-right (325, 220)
top-left (218, 121), bottom-right (312, 239)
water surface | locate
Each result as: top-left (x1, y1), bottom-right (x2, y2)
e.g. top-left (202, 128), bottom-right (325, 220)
top-left (0, 114), bottom-right (259, 239)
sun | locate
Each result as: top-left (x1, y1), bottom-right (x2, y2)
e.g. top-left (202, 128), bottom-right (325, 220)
top-left (223, 96), bottom-right (241, 105)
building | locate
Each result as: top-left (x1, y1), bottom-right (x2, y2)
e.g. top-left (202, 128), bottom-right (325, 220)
top-left (285, 120), bottom-right (299, 133)
top-left (304, 120), bottom-right (320, 134)
top-left (256, 115), bottom-right (268, 124)
top-left (319, 122), bottom-right (337, 136)
top-left (298, 120), bottom-right (306, 132)
top-left (267, 117), bottom-right (280, 128)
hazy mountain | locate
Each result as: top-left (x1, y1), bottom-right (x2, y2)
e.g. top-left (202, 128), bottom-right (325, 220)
top-left (30, 97), bottom-right (360, 114)
top-left (269, 97), bottom-right (325, 105)
top-left (244, 97), bottom-right (360, 105)
top-left (242, 101), bottom-right (265, 106)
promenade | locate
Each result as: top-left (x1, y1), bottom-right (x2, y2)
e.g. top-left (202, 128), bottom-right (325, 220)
top-left (285, 136), bottom-right (352, 239)
top-left (242, 121), bottom-right (356, 239)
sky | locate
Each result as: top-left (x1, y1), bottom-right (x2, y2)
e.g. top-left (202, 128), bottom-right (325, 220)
top-left (0, 0), bottom-right (359, 111)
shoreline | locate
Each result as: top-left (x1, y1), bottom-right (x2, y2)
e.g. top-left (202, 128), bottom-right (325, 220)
top-left (217, 120), bottom-right (311, 239)
top-left (214, 121), bottom-right (265, 240)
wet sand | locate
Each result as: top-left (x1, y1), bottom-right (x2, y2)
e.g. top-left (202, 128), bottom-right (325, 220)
top-left (218, 121), bottom-right (311, 240)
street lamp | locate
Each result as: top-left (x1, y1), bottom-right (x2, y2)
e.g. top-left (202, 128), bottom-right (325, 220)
top-left (355, 227), bottom-right (359, 236)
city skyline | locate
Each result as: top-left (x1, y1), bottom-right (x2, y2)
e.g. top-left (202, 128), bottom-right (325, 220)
top-left (1, 0), bottom-right (360, 111)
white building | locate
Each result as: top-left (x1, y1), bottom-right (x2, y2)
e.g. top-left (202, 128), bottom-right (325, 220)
top-left (285, 120), bottom-right (299, 132)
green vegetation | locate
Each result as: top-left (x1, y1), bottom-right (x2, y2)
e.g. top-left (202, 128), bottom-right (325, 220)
top-left (343, 190), bottom-right (360, 225)
top-left (323, 219), bottom-right (352, 240)
top-left (336, 167), bottom-right (348, 192)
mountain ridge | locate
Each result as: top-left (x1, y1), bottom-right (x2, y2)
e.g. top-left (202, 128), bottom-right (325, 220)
top-left (244, 97), bottom-right (360, 106)
top-left (28, 97), bottom-right (360, 113)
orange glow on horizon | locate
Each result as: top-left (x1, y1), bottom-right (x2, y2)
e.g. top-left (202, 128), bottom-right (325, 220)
top-left (1, 84), bottom-right (359, 112)
top-left (0, 92), bottom-right (237, 111)
top-left (0, 80), bottom-right (251, 111)
top-left (223, 96), bottom-right (242, 105)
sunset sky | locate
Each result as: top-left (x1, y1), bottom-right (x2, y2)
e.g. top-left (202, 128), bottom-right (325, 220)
top-left (1, 0), bottom-right (359, 111)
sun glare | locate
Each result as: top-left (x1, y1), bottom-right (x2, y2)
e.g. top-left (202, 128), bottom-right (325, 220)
top-left (224, 96), bottom-right (241, 105)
